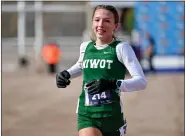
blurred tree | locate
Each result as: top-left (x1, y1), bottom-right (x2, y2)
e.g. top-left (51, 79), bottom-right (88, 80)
top-left (124, 8), bottom-right (134, 34)
top-left (120, 8), bottom-right (134, 34)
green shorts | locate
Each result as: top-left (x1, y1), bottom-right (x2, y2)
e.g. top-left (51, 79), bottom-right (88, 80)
top-left (78, 113), bottom-right (127, 136)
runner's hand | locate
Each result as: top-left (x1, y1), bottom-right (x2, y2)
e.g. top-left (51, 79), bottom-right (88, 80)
top-left (86, 79), bottom-right (118, 95)
top-left (56, 70), bottom-right (71, 88)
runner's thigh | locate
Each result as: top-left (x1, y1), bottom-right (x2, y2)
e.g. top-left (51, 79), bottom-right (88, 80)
top-left (79, 127), bottom-right (102, 136)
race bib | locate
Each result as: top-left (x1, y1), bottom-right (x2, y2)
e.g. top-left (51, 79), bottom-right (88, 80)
top-left (85, 89), bottom-right (113, 106)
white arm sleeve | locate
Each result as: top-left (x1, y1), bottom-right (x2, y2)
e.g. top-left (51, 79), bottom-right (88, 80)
top-left (67, 41), bottom-right (89, 79)
top-left (116, 42), bottom-right (147, 92)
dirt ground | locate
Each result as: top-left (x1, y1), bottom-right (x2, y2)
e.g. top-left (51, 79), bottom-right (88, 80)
top-left (2, 70), bottom-right (184, 136)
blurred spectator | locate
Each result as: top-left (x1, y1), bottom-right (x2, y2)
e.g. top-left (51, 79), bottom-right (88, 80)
top-left (131, 29), bottom-right (141, 62)
top-left (42, 43), bottom-right (61, 74)
top-left (145, 32), bottom-right (156, 73)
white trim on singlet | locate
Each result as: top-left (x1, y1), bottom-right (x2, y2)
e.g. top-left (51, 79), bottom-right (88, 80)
top-left (68, 41), bottom-right (147, 93)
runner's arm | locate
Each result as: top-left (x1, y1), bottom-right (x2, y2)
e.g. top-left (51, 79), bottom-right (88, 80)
top-left (116, 42), bottom-right (147, 92)
top-left (67, 42), bottom-right (89, 79)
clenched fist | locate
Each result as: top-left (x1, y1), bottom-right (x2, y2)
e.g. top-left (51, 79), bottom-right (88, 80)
top-left (56, 70), bottom-right (71, 88)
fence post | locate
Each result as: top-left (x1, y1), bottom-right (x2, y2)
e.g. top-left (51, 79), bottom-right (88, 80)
top-left (34, 1), bottom-right (44, 73)
top-left (17, 1), bottom-right (28, 67)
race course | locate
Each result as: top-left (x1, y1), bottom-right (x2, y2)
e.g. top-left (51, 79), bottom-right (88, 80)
top-left (2, 70), bottom-right (184, 136)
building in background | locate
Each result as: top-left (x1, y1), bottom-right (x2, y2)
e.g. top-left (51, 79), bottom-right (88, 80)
top-left (2, 1), bottom-right (184, 73)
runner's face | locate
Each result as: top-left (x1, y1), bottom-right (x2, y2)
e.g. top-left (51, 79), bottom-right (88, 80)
top-left (92, 9), bottom-right (118, 41)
